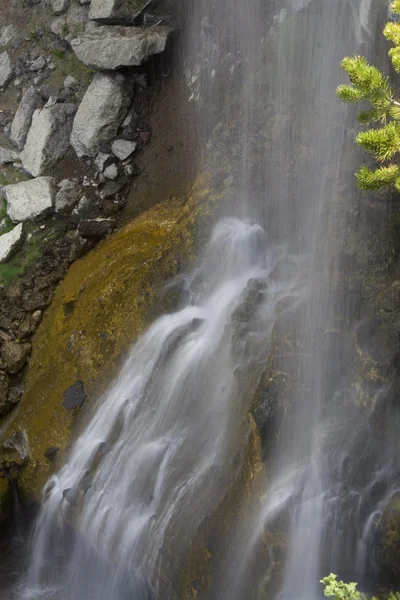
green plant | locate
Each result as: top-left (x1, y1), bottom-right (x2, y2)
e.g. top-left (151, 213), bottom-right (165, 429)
top-left (337, 0), bottom-right (400, 191)
top-left (321, 573), bottom-right (400, 600)
top-left (0, 200), bottom-right (14, 237)
top-left (60, 22), bottom-right (69, 37)
top-left (52, 49), bottom-right (65, 60)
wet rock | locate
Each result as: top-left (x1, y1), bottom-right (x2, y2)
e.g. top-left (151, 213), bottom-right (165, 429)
top-left (1, 341), bottom-right (31, 374)
top-left (55, 178), bottom-right (82, 214)
top-left (8, 387), bottom-right (22, 406)
top-left (78, 217), bottom-right (116, 238)
top-left (51, 0), bottom-right (70, 15)
top-left (103, 163), bottom-right (118, 180)
top-left (44, 446), bottom-right (59, 460)
top-left (111, 139), bottom-right (137, 161)
top-left (62, 487), bottom-right (78, 504)
top-left (63, 380), bottom-right (87, 409)
top-left (3, 177), bottom-right (55, 223)
top-left (20, 102), bottom-right (76, 177)
top-left (89, 0), bottom-right (151, 23)
top-left (268, 257), bottom-right (298, 282)
top-left (0, 52), bottom-right (13, 87)
top-left (0, 147), bottom-right (19, 164)
top-left (70, 25), bottom-right (172, 70)
top-left (0, 224), bottom-right (24, 264)
top-left (10, 87), bottom-right (41, 149)
top-left (0, 371), bottom-right (10, 416)
top-left (70, 72), bottom-right (131, 157)
top-left (0, 430), bottom-right (29, 470)
top-left (22, 289), bottom-right (51, 311)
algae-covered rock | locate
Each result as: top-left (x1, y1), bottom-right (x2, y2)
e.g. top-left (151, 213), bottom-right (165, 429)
top-left (1, 178), bottom-right (217, 503)
top-left (377, 493), bottom-right (400, 583)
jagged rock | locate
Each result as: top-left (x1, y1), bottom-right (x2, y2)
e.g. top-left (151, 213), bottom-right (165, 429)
top-left (51, 0), bottom-right (70, 15)
top-left (103, 163), bottom-right (118, 179)
top-left (29, 55), bottom-right (46, 72)
top-left (89, 0), bottom-right (151, 23)
top-left (20, 102), bottom-right (76, 177)
top-left (94, 152), bottom-right (112, 172)
top-left (0, 430), bottom-right (29, 470)
top-left (50, 3), bottom-right (89, 41)
top-left (3, 177), bottom-right (55, 223)
top-left (0, 224), bottom-right (24, 264)
top-left (55, 178), bottom-right (82, 214)
top-left (72, 194), bottom-right (92, 217)
top-left (63, 381), bottom-right (86, 409)
top-left (99, 179), bottom-right (127, 199)
top-left (0, 147), bottom-right (19, 164)
top-left (22, 290), bottom-right (51, 311)
top-left (1, 341), bottom-right (31, 375)
top-left (10, 86), bottom-right (41, 150)
top-left (78, 217), bottom-right (116, 238)
top-left (0, 25), bottom-right (20, 48)
top-left (70, 25), bottom-right (172, 70)
top-left (0, 52), bottom-right (13, 87)
top-left (111, 139), bottom-right (137, 161)
top-left (70, 72), bottom-right (131, 157)
top-left (8, 387), bottom-right (22, 406)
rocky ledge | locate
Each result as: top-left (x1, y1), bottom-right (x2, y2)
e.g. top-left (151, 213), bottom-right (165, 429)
top-left (0, 0), bottom-right (174, 487)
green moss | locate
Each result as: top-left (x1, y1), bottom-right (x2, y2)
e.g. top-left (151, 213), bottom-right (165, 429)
top-left (0, 168), bottom-right (29, 187)
top-left (47, 51), bottom-right (95, 96)
top-left (0, 200), bottom-right (14, 237)
top-left (0, 229), bottom-right (55, 286)
top-left (52, 49), bottom-right (66, 60)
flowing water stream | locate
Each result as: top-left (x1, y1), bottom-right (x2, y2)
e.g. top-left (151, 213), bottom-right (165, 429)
top-left (13, 0), bottom-right (400, 598)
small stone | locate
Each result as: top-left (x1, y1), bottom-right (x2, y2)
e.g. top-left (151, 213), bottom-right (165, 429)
top-left (64, 75), bottom-right (77, 91)
top-left (0, 52), bottom-right (13, 87)
top-left (124, 163), bottom-right (140, 177)
top-left (7, 387), bottom-right (22, 405)
top-left (0, 224), bottom-right (24, 264)
top-left (103, 163), bottom-right (118, 180)
top-left (0, 25), bottom-right (20, 48)
top-left (94, 152), bottom-right (112, 172)
top-left (32, 310), bottom-right (42, 324)
top-left (100, 179), bottom-right (127, 199)
top-left (1, 341), bottom-right (31, 375)
top-left (29, 56), bottom-right (46, 72)
top-left (111, 139), bottom-right (137, 161)
top-left (63, 380), bottom-right (86, 409)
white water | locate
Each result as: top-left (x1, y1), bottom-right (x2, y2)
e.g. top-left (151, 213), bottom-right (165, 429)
top-left (14, 0), bottom-right (399, 599)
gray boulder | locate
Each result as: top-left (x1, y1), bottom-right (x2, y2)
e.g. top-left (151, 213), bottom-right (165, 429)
top-left (0, 25), bottom-right (20, 48)
top-left (51, 3), bottom-right (89, 41)
top-left (70, 72), bottom-right (131, 157)
top-left (51, 0), bottom-right (70, 14)
top-left (0, 147), bottom-right (19, 164)
top-left (3, 177), bottom-right (55, 222)
top-left (10, 87), bottom-right (41, 150)
top-left (55, 178), bottom-right (82, 213)
top-left (89, 0), bottom-right (151, 23)
top-left (71, 25), bottom-right (172, 70)
top-left (0, 51), bottom-right (13, 87)
top-left (20, 101), bottom-right (76, 177)
top-left (0, 224), bottom-right (24, 263)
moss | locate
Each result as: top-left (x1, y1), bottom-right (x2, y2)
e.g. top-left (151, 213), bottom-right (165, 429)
top-left (4, 177), bottom-right (221, 502)
top-left (0, 228), bottom-right (54, 286)
top-left (47, 51), bottom-right (95, 97)
top-left (0, 200), bottom-right (14, 237)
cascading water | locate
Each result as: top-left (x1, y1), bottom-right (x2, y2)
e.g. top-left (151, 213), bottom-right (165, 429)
top-left (12, 0), bottom-right (400, 599)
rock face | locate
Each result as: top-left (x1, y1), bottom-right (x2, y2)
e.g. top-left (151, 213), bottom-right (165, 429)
top-left (0, 147), bottom-right (19, 164)
top-left (0, 224), bottom-right (24, 264)
top-left (51, 0), bottom-right (70, 15)
top-left (0, 51), bottom-right (13, 87)
top-left (10, 87), bottom-right (41, 150)
top-left (63, 381), bottom-right (87, 409)
top-left (3, 177), bottom-right (55, 222)
top-left (70, 72), bottom-right (131, 157)
top-left (50, 3), bottom-right (89, 41)
top-left (20, 102), bottom-right (76, 177)
top-left (71, 26), bottom-right (172, 70)
top-left (89, 0), bottom-right (151, 23)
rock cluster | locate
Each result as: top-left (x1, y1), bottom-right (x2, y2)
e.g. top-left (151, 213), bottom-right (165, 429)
top-left (0, 0), bottom-right (173, 443)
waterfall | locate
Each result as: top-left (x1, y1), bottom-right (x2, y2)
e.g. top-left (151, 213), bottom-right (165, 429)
top-left (14, 0), bottom-right (400, 599)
